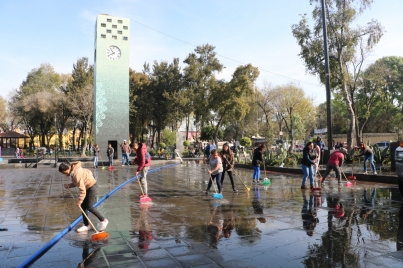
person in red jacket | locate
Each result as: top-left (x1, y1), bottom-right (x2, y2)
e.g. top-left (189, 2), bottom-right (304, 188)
top-left (321, 147), bottom-right (347, 185)
top-left (134, 143), bottom-right (151, 197)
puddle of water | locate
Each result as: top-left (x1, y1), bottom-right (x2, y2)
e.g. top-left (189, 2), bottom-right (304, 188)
top-left (1, 163), bottom-right (403, 267)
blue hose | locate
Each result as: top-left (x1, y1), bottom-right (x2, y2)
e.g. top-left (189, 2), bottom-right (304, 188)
top-left (18, 163), bottom-right (178, 268)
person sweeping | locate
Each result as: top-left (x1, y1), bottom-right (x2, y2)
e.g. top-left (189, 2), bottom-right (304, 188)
top-left (220, 143), bottom-right (238, 193)
top-left (320, 147), bottom-right (347, 186)
top-left (59, 162), bottom-right (108, 233)
top-left (134, 142), bottom-right (151, 198)
top-left (204, 149), bottom-right (223, 194)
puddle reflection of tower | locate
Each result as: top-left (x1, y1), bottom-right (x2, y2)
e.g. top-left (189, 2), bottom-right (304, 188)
top-left (94, 14), bottom-right (130, 160)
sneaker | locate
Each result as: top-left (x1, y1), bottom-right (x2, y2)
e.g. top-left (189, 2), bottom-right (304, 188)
top-left (77, 225), bottom-right (91, 233)
top-left (204, 190), bottom-right (209, 194)
top-left (374, 172), bottom-right (377, 175)
top-left (122, 165), bottom-right (125, 166)
top-left (253, 180), bottom-right (257, 184)
top-left (363, 172), bottom-right (367, 175)
top-left (233, 189), bottom-right (239, 193)
top-left (301, 186), bottom-right (307, 189)
top-left (257, 180), bottom-right (261, 184)
top-left (100, 219), bottom-right (108, 231)
top-left (310, 186), bottom-right (313, 189)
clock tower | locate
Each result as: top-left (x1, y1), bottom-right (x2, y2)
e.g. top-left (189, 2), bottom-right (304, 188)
top-left (94, 14), bottom-right (130, 161)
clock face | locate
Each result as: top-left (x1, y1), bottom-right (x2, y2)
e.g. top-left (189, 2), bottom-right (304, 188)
top-left (106, 46), bottom-right (121, 60)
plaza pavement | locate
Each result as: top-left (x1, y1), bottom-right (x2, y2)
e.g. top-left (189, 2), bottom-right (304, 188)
top-left (0, 159), bottom-right (403, 268)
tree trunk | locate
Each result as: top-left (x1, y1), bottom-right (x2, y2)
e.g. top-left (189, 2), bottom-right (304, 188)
top-left (81, 126), bottom-right (88, 157)
top-left (341, 82), bottom-right (356, 151)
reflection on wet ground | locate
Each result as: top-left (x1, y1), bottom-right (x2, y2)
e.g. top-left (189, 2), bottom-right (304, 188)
top-left (1, 160), bottom-right (403, 267)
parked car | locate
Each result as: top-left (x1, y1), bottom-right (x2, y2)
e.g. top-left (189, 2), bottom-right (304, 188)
top-left (374, 141), bottom-right (390, 150)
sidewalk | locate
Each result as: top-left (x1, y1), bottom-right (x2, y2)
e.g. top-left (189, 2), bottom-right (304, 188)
top-left (0, 160), bottom-right (402, 267)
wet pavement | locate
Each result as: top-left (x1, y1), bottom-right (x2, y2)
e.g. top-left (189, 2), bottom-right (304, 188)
top-left (1, 160), bottom-right (403, 267)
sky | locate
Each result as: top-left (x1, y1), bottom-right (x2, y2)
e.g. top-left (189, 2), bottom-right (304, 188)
top-left (0, 0), bottom-right (402, 105)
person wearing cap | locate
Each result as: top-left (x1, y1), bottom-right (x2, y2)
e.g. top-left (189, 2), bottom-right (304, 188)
top-left (321, 147), bottom-right (347, 185)
top-left (120, 140), bottom-right (131, 166)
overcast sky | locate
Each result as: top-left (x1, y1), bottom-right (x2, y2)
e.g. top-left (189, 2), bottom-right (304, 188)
top-left (0, 0), bottom-right (402, 105)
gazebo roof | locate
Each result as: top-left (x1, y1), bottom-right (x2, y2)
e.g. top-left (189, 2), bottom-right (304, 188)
top-left (0, 130), bottom-right (29, 138)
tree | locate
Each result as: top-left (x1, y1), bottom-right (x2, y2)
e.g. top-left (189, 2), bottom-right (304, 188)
top-left (270, 84), bottom-right (316, 144)
top-left (256, 84), bottom-right (280, 142)
top-left (208, 64), bottom-right (259, 145)
top-left (67, 57), bottom-right (94, 156)
top-left (145, 58), bottom-right (183, 148)
top-left (9, 63), bottom-right (62, 147)
top-left (0, 96), bottom-right (7, 131)
top-left (129, 68), bottom-right (152, 142)
top-left (161, 128), bottom-right (176, 147)
top-left (183, 44), bottom-right (224, 129)
top-left (292, 0), bottom-right (384, 150)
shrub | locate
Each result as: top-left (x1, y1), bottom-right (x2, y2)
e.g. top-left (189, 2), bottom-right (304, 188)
top-left (183, 140), bottom-right (190, 147)
top-left (159, 142), bottom-right (166, 149)
top-left (240, 137), bottom-right (252, 147)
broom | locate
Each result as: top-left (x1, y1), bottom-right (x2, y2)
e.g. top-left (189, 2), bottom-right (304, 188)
top-left (223, 157), bottom-right (250, 191)
top-left (262, 155), bottom-right (270, 185)
top-left (67, 189), bottom-right (109, 242)
top-left (341, 168), bottom-right (353, 187)
top-left (208, 171), bottom-right (223, 199)
top-left (137, 175), bottom-right (152, 203)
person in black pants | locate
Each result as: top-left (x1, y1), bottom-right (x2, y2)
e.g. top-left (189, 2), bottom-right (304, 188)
top-left (220, 143), bottom-right (238, 193)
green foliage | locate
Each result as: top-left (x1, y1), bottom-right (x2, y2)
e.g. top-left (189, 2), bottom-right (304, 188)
top-left (200, 125), bottom-right (223, 141)
top-left (372, 144), bottom-right (391, 165)
top-left (159, 142), bottom-right (166, 149)
top-left (240, 137), bottom-right (252, 147)
top-left (161, 129), bottom-right (176, 147)
top-left (183, 140), bottom-right (190, 147)
top-left (148, 148), bottom-right (157, 157)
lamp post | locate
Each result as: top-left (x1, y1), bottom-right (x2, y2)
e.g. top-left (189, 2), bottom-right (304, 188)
top-left (321, 0), bottom-right (333, 158)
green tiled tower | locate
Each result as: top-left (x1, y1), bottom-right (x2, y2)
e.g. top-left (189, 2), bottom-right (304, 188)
top-left (94, 14), bottom-right (130, 160)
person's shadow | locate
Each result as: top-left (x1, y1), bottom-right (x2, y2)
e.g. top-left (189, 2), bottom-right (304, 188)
top-left (301, 190), bottom-right (319, 236)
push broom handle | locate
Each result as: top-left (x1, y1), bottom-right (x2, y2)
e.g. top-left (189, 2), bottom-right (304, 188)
top-left (223, 156), bottom-right (250, 191)
top-left (137, 174), bottom-right (145, 195)
top-left (68, 189), bottom-right (99, 232)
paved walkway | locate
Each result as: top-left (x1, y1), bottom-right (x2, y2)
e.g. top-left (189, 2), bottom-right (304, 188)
top-left (1, 160), bottom-right (403, 267)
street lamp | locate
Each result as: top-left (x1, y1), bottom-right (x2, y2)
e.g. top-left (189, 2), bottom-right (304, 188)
top-left (321, 0), bottom-right (333, 157)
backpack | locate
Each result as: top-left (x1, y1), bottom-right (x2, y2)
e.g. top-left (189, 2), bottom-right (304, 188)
top-left (145, 151), bottom-right (151, 163)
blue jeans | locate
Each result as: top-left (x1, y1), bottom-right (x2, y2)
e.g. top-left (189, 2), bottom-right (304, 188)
top-left (108, 155), bottom-right (113, 166)
top-left (207, 172), bottom-right (222, 193)
top-left (301, 164), bottom-right (314, 187)
top-left (364, 154), bottom-right (376, 173)
top-left (122, 153), bottom-right (129, 165)
top-left (93, 156), bottom-right (98, 167)
top-left (126, 153), bottom-right (130, 165)
top-left (253, 166), bottom-right (261, 181)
